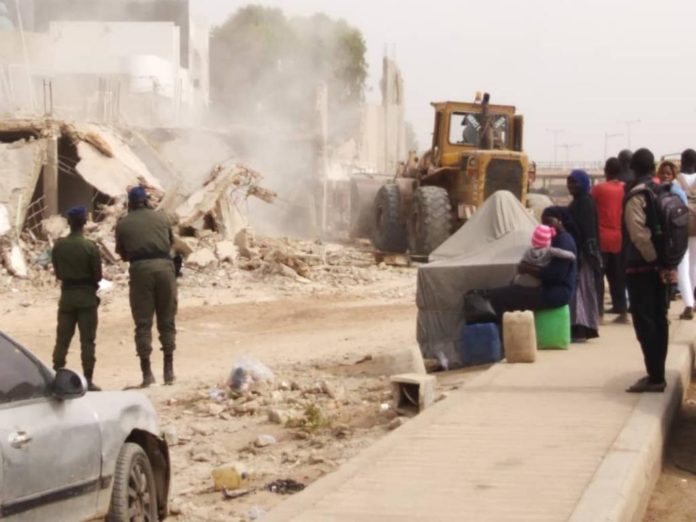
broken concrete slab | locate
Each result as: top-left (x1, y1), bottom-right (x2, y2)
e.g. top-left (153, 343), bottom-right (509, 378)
top-left (3, 243), bottom-right (28, 278)
top-left (187, 248), bottom-right (216, 268)
top-left (0, 138), bottom-right (47, 238)
top-left (68, 123), bottom-right (162, 198)
top-left (215, 241), bottom-right (238, 263)
top-left (41, 215), bottom-right (68, 240)
top-left (0, 204), bottom-right (9, 236)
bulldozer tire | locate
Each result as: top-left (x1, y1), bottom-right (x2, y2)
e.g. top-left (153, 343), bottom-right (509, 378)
top-left (373, 184), bottom-right (407, 253)
top-left (408, 186), bottom-right (452, 256)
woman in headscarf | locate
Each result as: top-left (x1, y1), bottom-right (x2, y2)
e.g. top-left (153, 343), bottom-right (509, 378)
top-left (481, 205), bottom-right (577, 318)
top-left (566, 169), bottom-right (603, 341)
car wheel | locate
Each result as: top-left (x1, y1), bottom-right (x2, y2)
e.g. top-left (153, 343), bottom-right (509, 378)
top-left (107, 442), bottom-right (158, 522)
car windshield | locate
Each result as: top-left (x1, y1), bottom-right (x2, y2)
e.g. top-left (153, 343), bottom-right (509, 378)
top-left (449, 112), bottom-right (508, 147)
top-left (0, 334), bottom-right (48, 404)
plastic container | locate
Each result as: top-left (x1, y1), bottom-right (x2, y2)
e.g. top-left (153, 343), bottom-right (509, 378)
top-left (457, 322), bottom-right (502, 365)
top-left (535, 305), bottom-right (571, 350)
top-left (503, 311), bottom-right (537, 363)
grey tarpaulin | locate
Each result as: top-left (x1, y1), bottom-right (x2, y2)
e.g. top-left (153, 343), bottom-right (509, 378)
top-left (416, 191), bottom-right (538, 368)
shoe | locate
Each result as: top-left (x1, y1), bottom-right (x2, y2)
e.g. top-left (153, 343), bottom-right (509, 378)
top-left (612, 313), bottom-right (630, 325)
top-left (571, 337), bottom-right (587, 344)
top-left (163, 355), bottom-right (176, 385)
top-left (140, 358), bottom-right (156, 388)
top-left (680, 307), bottom-right (694, 320)
top-left (87, 381), bottom-right (102, 392)
top-left (626, 377), bottom-right (667, 393)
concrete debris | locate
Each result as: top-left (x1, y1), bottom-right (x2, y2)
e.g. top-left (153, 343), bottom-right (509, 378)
top-left (254, 434), bottom-right (277, 448)
top-left (215, 241), bottom-right (238, 263)
top-left (268, 409), bottom-right (292, 425)
top-left (187, 248), bottom-right (217, 268)
top-left (41, 216), bottom-right (68, 240)
top-left (3, 243), bottom-right (28, 278)
top-left (175, 164), bottom-right (275, 238)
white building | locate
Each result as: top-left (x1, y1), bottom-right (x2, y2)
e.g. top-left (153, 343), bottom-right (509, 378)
top-left (0, 0), bottom-right (209, 126)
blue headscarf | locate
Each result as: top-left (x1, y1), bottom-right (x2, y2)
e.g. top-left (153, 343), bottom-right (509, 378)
top-left (568, 169), bottom-right (591, 196)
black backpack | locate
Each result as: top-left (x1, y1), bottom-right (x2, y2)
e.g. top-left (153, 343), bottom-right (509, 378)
top-left (635, 182), bottom-right (689, 269)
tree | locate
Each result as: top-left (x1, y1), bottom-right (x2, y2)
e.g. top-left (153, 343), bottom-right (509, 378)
top-left (210, 5), bottom-right (368, 140)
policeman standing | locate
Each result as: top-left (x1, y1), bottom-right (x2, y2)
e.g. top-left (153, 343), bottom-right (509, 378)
top-left (115, 186), bottom-right (177, 387)
top-left (51, 206), bottom-right (102, 391)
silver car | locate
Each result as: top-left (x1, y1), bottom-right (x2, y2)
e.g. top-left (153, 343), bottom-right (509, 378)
top-left (0, 332), bottom-right (170, 521)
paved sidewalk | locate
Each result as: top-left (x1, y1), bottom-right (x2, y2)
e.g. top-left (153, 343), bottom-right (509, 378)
top-left (266, 319), bottom-right (694, 522)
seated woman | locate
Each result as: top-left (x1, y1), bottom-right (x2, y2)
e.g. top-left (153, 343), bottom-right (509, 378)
top-left (481, 206), bottom-right (578, 318)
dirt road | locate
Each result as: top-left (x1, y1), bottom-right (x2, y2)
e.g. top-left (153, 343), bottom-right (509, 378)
top-left (1, 266), bottom-right (433, 520)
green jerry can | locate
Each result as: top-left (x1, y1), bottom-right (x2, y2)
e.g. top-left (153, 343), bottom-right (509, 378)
top-left (534, 305), bottom-right (571, 350)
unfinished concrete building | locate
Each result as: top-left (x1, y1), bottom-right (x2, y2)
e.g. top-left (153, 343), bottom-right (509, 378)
top-left (0, 0), bottom-right (209, 126)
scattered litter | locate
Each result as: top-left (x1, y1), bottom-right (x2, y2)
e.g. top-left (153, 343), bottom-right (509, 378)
top-left (227, 356), bottom-right (274, 392)
top-left (247, 506), bottom-right (267, 520)
top-left (211, 462), bottom-right (250, 491)
top-left (208, 387), bottom-right (227, 402)
top-left (222, 487), bottom-right (256, 501)
top-left (265, 479), bottom-right (305, 495)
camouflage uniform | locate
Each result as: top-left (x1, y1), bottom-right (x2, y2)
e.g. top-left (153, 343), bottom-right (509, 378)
top-left (115, 206), bottom-right (177, 384)
top-left (51, 232), bottom-right (102, 381)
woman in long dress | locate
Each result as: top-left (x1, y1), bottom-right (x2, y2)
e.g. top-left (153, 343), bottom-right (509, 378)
top-left (566, 169), bottom-right (602, 341)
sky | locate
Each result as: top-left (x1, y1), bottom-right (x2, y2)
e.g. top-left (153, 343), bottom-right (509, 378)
top-left (193, 0), bottom-right (696, 163)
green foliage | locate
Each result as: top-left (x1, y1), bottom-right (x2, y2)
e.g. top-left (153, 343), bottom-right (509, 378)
top-left (210, 5), bottom-right (368, 137)
top-left (286, 404), bottom-right (330, 432)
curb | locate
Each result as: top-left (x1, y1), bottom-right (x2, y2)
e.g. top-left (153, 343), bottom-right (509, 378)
top-left (568, 341), bottom-right (694, 522)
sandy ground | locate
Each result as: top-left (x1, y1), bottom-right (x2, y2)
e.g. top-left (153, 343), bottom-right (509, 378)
top-left (644, 369), bottom-right (696, 522)
top-left (1, 252), bottom-right (478, 521)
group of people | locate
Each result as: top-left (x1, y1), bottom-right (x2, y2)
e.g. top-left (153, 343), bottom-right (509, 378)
top-left (51, 187), bottom-right (178, 391)
top-left (485, 147), bottom-right (694, 393)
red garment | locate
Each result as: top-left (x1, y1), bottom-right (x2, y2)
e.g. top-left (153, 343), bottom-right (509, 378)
top-left (591, 180), bottom-right (625, 253)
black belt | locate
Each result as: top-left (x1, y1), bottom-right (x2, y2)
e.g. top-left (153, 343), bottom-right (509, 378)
top-left (62, 278), bottom-right (97, 289)
top-left (129, 252), bottom-right (171, 263)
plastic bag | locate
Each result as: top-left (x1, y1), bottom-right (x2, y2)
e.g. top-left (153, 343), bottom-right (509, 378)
top-left (226, 356), bottom-right (274, 391)
top-left (463, 291), bottom-right (497, 325)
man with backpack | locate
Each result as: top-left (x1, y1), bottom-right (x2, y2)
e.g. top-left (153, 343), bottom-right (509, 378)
top-left (623, 148), bottom-right (688, 393)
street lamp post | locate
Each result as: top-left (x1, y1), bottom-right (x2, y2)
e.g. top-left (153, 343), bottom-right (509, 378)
top-left (623, 120), bottom-right (640, 149)
top-left (546, 128), bottom-right (564, 166)
top-left (604, 132), bottom-right (624, 160)
top-left (560, 143), bottom-right (581, 163)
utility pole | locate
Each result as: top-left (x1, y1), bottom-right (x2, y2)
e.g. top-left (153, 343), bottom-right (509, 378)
top-left (623, 120), bottom-right (640, 149)
top-left (604, 132), bottom-right (623, 160)
top-left (560, 143), bottom-right (581, 163)
top-left (546, 128), bottom-right (563, 165)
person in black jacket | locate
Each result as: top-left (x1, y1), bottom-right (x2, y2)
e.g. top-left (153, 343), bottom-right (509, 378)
top-left (623, 148), bottom-right (676, 393)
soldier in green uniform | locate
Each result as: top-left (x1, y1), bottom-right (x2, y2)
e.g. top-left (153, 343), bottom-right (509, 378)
top-left (115, 186), bottom-right (177, 387)
top-left (51, 206), bottom-right (102, 391)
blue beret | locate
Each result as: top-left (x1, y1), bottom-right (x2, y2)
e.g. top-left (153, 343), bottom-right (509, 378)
top-left (128, 186), bottom-right (148, 203)
top-left (66, 206), bottom-right (86, 219)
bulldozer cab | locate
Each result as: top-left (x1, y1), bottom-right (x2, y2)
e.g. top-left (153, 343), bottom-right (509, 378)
top-left (430, 101), bottom-right (523, 168)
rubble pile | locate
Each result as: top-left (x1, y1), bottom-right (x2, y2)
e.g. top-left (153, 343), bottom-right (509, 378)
top-left (158, 362), bottom-right (399, 521)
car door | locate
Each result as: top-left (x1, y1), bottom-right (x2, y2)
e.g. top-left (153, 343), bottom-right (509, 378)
top-left (0, 334), bottom-right (102, 521)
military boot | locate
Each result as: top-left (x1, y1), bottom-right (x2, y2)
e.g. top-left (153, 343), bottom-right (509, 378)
top-left (140, 357), bottom-right (156, 388)
top-left (83, 367), bottom-right (102, 392)
top-left (163, 354), bottom-right (176, 385)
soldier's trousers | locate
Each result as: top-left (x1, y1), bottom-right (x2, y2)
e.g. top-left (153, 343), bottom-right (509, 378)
top-left (129, 260), bottom-right (177, 359)
top-left (53, 304), bottom-right (98, 375)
